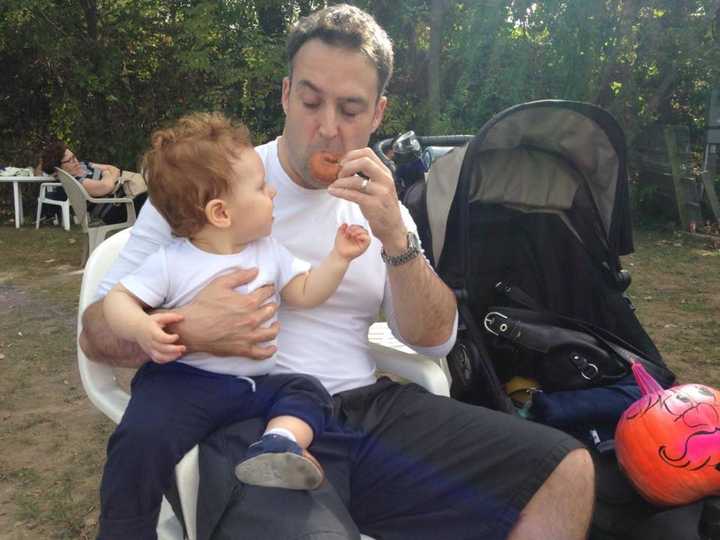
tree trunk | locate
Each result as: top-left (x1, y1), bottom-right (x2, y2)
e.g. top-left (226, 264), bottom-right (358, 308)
top-left (297, 0), bottom-right (314, 17)
top-left (257, 0), bottom-right (286, 36)
top-left (594, 0), bottom-right (639, 108)
top-left (428, 0), bottom-right (447, 132)
top-left (643, 1), bottom-right (689, 119)
top-left (77, 0), bottom-right (98, 42)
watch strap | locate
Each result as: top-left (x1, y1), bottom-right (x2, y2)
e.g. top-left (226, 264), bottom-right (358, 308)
top-left (381, 231), bottom-right (421, 266)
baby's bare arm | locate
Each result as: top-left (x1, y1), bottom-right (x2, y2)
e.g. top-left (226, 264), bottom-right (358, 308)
top-left (282, 224), bottom-right (369, 308)
top-left (102, 284), bottom-right (185, 363)
top-left (103, 284), bottom-right (155, 343)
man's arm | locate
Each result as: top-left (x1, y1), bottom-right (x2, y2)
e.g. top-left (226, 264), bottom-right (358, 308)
top-left (81, 268), bottom-right (282, 366)
top-left (82, 199), bottom-right (284, 366)
top-left (382, 236), bottom-right (456, 347)
top-left (80, 300), bottom-right (148, 368)
top-left (328, 148), bottom-right (456, 347)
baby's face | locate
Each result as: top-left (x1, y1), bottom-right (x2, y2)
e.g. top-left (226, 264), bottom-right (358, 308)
top-left (226, 148), bottom-right (276, 243)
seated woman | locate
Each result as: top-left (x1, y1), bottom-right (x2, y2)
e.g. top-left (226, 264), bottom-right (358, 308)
top-left (40, 140), bottom-right (147, 224)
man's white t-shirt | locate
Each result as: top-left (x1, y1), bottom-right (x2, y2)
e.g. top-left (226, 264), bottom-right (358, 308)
top-left (120, 237), bottom-right (310, 377)
top-left (97, 138), bottom-right (457, 395)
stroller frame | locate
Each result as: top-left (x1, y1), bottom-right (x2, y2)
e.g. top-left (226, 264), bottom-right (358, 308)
top-left (374, 99), bottom-right (719, 540)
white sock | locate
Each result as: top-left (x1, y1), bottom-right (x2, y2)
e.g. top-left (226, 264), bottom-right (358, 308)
top-left (264, 427), bottom-right (297, 442)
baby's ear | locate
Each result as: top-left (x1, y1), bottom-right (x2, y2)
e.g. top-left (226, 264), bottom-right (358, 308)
top-left (205, 198), bottom-right (231, 228)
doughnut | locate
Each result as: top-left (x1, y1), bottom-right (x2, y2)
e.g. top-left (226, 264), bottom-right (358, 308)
top-left (309, 151), bottom-right (342, 185)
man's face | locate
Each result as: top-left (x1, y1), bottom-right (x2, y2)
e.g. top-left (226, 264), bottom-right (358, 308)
top-left (280, 38), bottom-right (387, 189)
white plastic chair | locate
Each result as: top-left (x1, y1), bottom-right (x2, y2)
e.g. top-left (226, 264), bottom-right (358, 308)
top-left (77, 227), bottom-right (451, 540)
top-left (55, 167), bottom-right (136, 265)
top-left (35, 182), bottom-right (71, 230)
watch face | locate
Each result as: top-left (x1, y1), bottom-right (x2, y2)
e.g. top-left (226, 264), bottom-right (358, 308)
top-left (408, 231), bottom-right (420, 249)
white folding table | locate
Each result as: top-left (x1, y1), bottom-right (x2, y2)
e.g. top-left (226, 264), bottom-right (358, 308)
top-left (0, 176), bottom-right (53, 228)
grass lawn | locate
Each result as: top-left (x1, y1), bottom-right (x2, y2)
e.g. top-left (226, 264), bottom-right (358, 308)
top-left (0, 224), bottom-right (718, 539)
top-left (623, 229), bottom-right (720, 388)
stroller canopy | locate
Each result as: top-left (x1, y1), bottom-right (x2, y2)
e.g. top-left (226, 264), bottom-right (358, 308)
top-left (426, 100), bottom-right (633, 276)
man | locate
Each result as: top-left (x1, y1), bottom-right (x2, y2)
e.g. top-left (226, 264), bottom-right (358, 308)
top-left (81, 5), bottom-right (594, 539)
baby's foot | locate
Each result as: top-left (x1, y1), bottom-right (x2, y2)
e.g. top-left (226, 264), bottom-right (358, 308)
top-left (234, 434), bottom-right (324, 490)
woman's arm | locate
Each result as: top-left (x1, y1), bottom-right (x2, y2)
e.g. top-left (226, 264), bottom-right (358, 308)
top-left (92, 162), bottom-right (119, 172)
top-left (79, 163), bottom-right (121, 197)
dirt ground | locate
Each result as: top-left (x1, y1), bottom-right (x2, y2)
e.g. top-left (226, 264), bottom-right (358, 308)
top-left (0, 225), bottom-right (719, 539)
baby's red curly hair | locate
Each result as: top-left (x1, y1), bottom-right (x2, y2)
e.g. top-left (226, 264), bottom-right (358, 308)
top-left (142, 112), bottom-right (252, 237)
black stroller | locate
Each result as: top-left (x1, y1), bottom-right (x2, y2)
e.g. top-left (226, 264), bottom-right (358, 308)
top-left (375, 99), bottom-right (719, 540)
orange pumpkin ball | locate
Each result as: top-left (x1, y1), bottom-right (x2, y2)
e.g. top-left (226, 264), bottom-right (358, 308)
top-left (615, 364), bottom-right (720, 507)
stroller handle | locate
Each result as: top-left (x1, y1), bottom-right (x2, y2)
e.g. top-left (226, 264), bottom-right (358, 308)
top-left (373, 135), bottom-right (473, 171)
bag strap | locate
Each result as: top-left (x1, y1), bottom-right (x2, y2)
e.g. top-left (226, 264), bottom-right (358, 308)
top-left (495, 283), bottom-right (677, 388)
top-left (483, 309), bottom-right (629, 385)
top-left (494, 281), bottom-right (543, 311)
top-left (495, 282), bottom-right (650, 368)
top-left (456, 300), bottom-right (517, 414)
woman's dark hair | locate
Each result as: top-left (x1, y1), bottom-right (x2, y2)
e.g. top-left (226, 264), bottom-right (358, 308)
top-left (40, 140), bottom-right (68, 174)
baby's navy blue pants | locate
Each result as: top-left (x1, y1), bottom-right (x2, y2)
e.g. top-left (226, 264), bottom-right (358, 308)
top-left (97, 361), bottom-right (332, 540)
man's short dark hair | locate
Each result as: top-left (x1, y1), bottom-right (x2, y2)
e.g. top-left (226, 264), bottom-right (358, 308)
top-left (287, 4), bottom-right (394, 99)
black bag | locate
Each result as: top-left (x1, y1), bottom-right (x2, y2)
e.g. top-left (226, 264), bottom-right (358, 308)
top-left (483, 307), bottom-right (630, 391)
top-left (482, 304), bottom-right (676, 392)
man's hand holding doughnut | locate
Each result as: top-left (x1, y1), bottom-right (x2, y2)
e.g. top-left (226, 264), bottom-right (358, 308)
top-left (312, 148), bottom-right (409, 257)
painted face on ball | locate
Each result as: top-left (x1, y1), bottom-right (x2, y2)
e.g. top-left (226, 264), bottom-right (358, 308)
top-left (640, 385), bottom-right (720, 470)
top-left (617, 382), bottom-right (720, 505)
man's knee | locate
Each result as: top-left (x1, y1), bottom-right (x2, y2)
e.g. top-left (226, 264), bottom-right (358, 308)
top-left (528, 448), bottom-right (595, 513)
top-left (540, 447), bottom-right (595, 525)
top-left (561, 447), bottom-right (594, 470)
top-left (551, 448), bottom-right (595, 496)
top-left (509, 448), bottom-right (595, 540)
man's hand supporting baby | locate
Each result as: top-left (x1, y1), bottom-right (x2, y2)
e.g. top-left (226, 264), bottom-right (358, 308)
top-left (170, 268), bottom-right (280, 359)
top-left (81, 267), bottom-right (280, 367)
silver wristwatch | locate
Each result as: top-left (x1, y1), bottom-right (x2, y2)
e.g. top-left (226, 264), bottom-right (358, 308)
top-left (381, 231), bottom-right (421, 266)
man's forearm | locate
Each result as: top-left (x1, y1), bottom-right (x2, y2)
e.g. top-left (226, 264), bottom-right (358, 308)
top-left (386, 254), bottom-right (456, 347)
top-left (80, 300), bottom-right (149, 368)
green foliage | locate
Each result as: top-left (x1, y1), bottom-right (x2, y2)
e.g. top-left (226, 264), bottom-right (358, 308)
top-left (1, 0), bottom-right (719, 222)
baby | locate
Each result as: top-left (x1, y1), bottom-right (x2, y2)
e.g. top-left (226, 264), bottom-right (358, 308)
top-left (97, 112), bottom-right (369, 539)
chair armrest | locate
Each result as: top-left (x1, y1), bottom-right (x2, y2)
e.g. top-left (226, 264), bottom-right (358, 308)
top-left (175, 446), bottom-right (200, 540)
top-left (39, 182), bottom-right (63, 196)
top-left (77, 352), bottom-right (130, 424)
top-left (87, 196), bottom-right (134, 204)
top-left (368, 323), bottom-right (451, 397)
top-left (371, 343), bottom-right (450, 397)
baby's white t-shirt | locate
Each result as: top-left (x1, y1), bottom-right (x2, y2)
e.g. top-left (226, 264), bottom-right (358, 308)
top-left (120, 236), bottom-right (310, 377)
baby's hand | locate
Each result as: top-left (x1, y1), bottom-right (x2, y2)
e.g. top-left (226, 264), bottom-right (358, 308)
top-left (138, 312), bottom-right (186, 364)
top-left (334, 223), bottom-right (370, 260)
